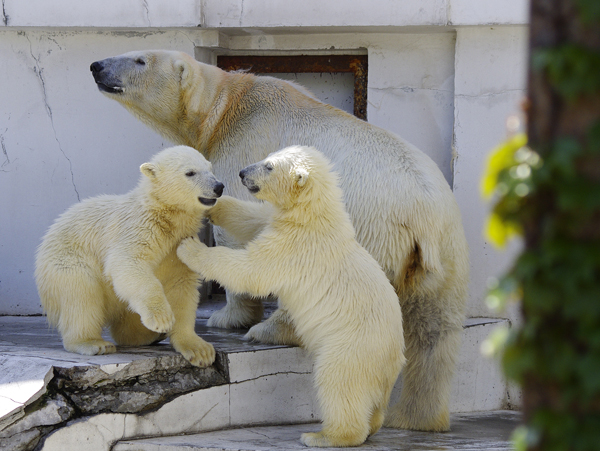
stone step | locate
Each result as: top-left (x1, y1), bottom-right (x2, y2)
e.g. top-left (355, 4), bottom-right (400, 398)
top-left (0, 298), bottom-right (517, 451)
top-left (113, 411), bottom-right (521, 451)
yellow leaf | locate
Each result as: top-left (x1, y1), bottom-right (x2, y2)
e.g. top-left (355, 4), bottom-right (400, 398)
top-left (485, 212), bottom-right (521, 249)
top-left (481, 133), bottom-right (528, 198)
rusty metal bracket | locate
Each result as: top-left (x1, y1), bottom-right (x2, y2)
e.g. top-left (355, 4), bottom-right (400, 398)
top-left (217, 55), bottom-right (368, 120)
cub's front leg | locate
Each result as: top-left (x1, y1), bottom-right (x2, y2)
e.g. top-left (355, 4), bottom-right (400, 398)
top-left (208, 195), bottom-right (274, 245)
top-left (177, 236), bottom-right (276, 299)
top-left (108, 256), bottom-right (175, 334)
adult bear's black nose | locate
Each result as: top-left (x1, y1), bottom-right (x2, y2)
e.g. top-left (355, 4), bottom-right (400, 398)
top-left (90, 61), bottom-right (103, 74)
top-left (214, 182), bottom-right (224, 197)
top-left (239, 168), bottom-right (247, 180)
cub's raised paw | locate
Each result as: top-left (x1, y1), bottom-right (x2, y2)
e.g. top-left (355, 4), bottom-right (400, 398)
top-left (141, 307), bottom-right (176, 334)
top-left (172, 334), bottom-right (216, 367)
top-left (65, 339), bottom-right (116, 356)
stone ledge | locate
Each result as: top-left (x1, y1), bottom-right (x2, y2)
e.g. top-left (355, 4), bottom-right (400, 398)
top-left (112, 411), bottom-right (522, 451)
top-left (0, 306), bottom-right (514, 451)
top-left (0, 313), bottom-right (307, 451)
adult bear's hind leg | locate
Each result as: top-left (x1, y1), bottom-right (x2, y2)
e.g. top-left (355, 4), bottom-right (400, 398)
top-left (207, 291), bottom-right (264, 329)
top-left (384, 291), bottom-right (463, 432)
top-left (245, 307), bottom-right (301, 346)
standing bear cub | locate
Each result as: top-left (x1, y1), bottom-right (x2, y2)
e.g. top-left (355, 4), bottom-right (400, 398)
top-left (35, 145), bottom-right (222, 367)
top-left (177, 146), bottom-right (405, 447)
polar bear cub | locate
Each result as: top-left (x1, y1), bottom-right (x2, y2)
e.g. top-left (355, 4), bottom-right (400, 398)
top-left (177, 145), bottom-right (405, 447)
top-left (35, 145), bottom-right (222, 367)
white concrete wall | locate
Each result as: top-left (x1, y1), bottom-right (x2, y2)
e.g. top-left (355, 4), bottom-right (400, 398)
top-left (0, 29), bottom-right (212, 314)
top-left (0, 0), bottom-right (529, 328)
top-left (453, 26), bottom-right (528, 318)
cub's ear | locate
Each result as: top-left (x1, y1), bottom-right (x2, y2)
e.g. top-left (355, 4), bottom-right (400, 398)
top-left (295, 167), bottom-right (309, 187)
top-left (140, 163), bottom-right (157, 179)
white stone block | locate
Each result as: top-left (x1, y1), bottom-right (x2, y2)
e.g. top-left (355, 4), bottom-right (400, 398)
top-left (227, 347), bottom-right (312, 383)
top-left (42, 413), bottom-right (126, 451)
top-left (125, 385), bottom-right (231, 437)
top-left (450, 319), bottom-right (511, 412)
top-left (453, 93), bottom-right (526, 318)
top-left (452, 26), bottom-right (528, 319)
top-left (202, 0), bottom-right (448, 28)
top-left (454, 26), bottom-right (529, 96)
top-left (449, 0), bottom-right (529, 25)
top-left (230, 373), bottom-right (319, 426)
top-left (2, 0), bottom-right (201, 27)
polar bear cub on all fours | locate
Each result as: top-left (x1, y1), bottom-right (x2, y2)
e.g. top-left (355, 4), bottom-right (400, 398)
top-left (177, 145), bottom-right (405, 447)
top-left (35, 146), bottom-right (222, 367)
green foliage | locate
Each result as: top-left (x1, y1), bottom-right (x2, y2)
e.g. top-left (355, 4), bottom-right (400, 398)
top-left (483, 3), bottom-right (600, 450)
top-left (576, 0), bottom-right (600, 24)
top-left (533, 45), bottom-right (600, 101)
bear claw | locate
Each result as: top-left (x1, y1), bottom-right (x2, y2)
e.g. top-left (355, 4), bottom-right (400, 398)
top-left (141, 310), bottom-right (176, 334)
top-left (172, 335), bottom-right (216, 367)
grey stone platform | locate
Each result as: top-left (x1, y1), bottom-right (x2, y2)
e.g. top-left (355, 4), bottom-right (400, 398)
top-left (0, 297), bottom-right (520, 451)
top-left (114, 411), bottom-right (520, 451)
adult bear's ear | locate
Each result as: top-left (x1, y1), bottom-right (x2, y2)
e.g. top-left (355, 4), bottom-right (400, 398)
top-left (140, 163), bottom-right (157, 179)
top-left (295, 167), bottom-right (309, 187)
top-left (174, 59), bottom-right (190, 85)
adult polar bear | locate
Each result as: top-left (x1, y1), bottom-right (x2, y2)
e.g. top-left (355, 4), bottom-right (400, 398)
top-left (90, 50), bottom-right (469, 432)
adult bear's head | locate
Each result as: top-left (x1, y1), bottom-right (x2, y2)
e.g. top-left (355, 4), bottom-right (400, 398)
top-left (90, 50), bottom-right (226, 149)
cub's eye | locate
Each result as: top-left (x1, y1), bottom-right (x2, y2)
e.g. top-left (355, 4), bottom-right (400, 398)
top-left (265, 162), bottom-right (274, 171)
top-left (185, 171), bottom-right (196, 177)
top-left (135, 58), bottom-right (146, 66)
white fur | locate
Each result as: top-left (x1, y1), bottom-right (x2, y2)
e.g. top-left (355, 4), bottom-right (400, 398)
top-left (35, 146), bottom-right (220, 367)
top-left (178, 146), bottom-right (405, 447)
top-left (94, 50), bottom-right (470, 431)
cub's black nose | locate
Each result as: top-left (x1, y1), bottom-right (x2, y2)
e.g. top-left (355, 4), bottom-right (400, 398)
top-left (239, 168), bottom-right (247, 180)
top-left (214, 182), bottom-right (224, 197)
top-left (90, 61), bottom-right (103, 73)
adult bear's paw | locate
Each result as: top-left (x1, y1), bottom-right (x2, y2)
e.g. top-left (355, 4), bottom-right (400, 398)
top-left (244, 309), bottom-right (301, 346)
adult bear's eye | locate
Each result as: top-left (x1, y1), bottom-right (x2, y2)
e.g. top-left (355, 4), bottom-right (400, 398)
top-left (135, 58), bottom-right (146, 66)
top-left (185, 171), bottom-right (196, 177)
top-left (265, 162), bottom-right (274, 171)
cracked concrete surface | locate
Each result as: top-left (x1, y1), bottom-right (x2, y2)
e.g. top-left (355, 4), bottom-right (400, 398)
top-left (1, 133), bottom-right (9, 170)
top-left (0, 307), bottom-right (316, 451)
top-left (23, 34), bottom-right (80, 201)
top-left (142, 0), bottom-right (151, 27)
top-left (1, 0), bottom-right (8, 26)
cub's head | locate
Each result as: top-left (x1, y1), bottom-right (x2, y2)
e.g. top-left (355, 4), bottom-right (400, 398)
top-left (239, 145), bottom-right (333, 209)
top-left (140, 146), bottom-right (224, 211)
top-left (90, 50), bottom-right (221, 145)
